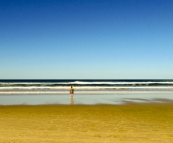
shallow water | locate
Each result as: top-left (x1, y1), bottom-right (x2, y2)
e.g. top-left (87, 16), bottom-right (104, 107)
top-left (0, 93), bottom-right (173, 105)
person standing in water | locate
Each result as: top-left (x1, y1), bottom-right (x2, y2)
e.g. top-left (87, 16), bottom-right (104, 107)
top-left (70, 86), bottom-right (74, 94)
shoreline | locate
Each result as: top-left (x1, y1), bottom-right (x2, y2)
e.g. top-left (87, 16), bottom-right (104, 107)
top-left (1, 99), bottom-right (173, 106)
top-left (1, 103), bottom-right (173, 107)
top-left (1, 93), bottom-right (173, 106)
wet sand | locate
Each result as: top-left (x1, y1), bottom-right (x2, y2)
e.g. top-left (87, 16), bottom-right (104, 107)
top-left (1, 93), bottom-right (173, 105)
top-left (0, 104), bottom-right (173, 143)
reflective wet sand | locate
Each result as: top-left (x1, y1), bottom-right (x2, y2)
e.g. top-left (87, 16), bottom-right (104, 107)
top-left (0, 93), bottom-right (173, 105)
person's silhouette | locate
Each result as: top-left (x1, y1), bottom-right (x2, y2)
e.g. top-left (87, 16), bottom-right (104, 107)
top-left (70, 86), bottom-right (74, 94)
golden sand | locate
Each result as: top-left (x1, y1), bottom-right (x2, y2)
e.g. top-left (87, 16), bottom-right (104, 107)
top-left (0, 104), bottom-right (173, 143)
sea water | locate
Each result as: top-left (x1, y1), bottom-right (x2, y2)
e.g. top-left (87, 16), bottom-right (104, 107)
top-left (0, 79), bottom-right (173, 105)
top-left (0, 79), bottom-right (173, 94)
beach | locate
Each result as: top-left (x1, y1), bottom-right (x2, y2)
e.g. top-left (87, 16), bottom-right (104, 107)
top-left (1, 0), bottom-right (173, 141)
top-left (1, 104), bottom-right (173, 143)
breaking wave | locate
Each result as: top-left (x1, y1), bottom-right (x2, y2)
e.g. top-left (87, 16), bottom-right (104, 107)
top-left (0, 79), bottom-right (173, 94)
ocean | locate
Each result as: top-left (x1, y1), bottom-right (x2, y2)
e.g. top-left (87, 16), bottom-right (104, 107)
top-left (0, 79), bottom-right (173, 105)
top-left (0, 79), bottom-right (173, 94)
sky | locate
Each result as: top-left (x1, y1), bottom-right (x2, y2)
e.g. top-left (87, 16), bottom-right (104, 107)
top-left (0, 0), bottom-right (173, 79)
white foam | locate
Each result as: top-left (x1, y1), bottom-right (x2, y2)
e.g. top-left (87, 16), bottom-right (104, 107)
top-left (0, 86), bottom-right (173, 90)
top-left (1, 81), bottom-right (173, 85)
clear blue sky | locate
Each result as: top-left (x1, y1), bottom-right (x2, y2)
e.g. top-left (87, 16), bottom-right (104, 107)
top-left (0, 0), bottom-right (173, 79)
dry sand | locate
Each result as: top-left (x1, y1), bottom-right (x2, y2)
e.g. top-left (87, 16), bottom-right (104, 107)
top-left (0, 104), bottom-right (173, 143)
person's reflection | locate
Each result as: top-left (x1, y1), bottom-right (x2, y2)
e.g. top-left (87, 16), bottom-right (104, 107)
top-left (70, 94), bottom-right (74, 105)
top-left (69, 86), bottom-right (74, 105)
